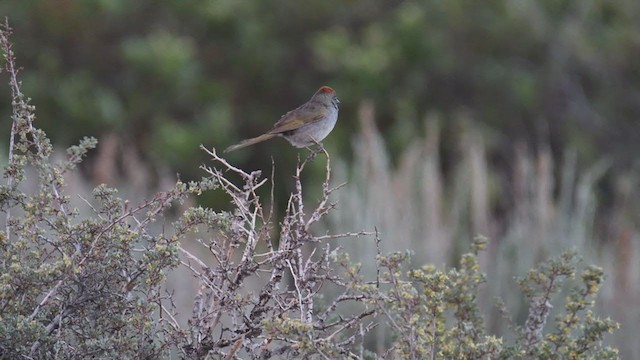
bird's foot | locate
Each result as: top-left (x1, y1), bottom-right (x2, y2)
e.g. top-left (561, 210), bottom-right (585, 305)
top-left (305, 138), bottom-right (327, 160)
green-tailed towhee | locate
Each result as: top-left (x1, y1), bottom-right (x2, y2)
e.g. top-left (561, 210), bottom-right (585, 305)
top-left (224, 86), bottom-right (339, 152)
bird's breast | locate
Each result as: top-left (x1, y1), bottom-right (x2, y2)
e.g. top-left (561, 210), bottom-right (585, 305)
top-left (282, 108), bottom-right (338, 148)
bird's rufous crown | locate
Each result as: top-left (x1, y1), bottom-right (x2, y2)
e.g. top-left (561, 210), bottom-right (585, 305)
top-left (318, 86), bottom-right (335, 94)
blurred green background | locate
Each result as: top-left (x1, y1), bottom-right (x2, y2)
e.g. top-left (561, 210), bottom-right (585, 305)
top-left (3, 0), bottom-right (639, 180)
top-left (2, 0), bottom-right (640, 357)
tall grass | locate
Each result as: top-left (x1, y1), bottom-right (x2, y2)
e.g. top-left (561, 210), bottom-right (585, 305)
top-left (327, 101), bottom-right (638, 359)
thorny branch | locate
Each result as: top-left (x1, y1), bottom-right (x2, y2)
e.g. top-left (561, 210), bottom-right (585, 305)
top-left (180, 146), bottom-right (377, 359)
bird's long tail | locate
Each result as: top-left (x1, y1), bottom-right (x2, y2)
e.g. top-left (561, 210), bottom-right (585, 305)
top-left (224, 133), bottom-right (277, 153)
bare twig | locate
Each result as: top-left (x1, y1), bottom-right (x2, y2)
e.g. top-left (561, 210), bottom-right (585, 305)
top-left (176, 145), bottom-right (378, 358)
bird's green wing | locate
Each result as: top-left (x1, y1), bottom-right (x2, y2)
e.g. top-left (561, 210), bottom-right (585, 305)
top-left (268, 103), bottom-right (324, 134)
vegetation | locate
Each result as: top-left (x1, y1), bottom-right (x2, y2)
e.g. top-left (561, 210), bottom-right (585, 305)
top-left (1, 1), bottom-right (640, 175)
top-left (0, 23), bottom-right (619, 359)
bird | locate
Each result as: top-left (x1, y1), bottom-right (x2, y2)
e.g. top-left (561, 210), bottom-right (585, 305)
top-left (224, 86), bottom-right (339, 153)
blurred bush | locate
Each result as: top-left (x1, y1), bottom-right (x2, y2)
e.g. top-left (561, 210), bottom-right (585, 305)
top-left (1, 0), bottom-right (639, 182)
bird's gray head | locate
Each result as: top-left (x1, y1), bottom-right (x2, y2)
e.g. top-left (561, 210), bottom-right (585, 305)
top-left (314, 86), bottom-right (339, 110)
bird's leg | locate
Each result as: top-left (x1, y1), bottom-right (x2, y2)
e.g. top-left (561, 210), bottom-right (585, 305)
top-left (305, 137), bottom-right (326, 160)
top-left (318, 142), bottom-right (329, 158)
top-left (315, 142), bottom-right (326, 154)
top-left (304, 145), bottom-right (319, 161)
